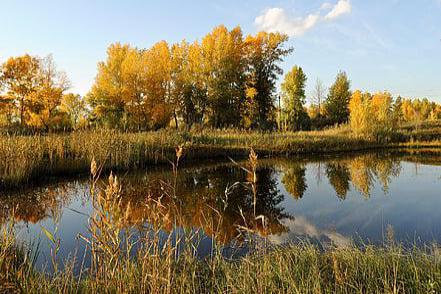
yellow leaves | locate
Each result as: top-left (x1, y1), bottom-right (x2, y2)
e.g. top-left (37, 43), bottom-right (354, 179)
top-left (85, 25), bottom-right (291, 130)
top-left (349, 90), bottom-right (395, 141)
top-left (246, 87), bottom-right (257, 99)
top-left (399, 97), bottom-right (439, 123)
top-left (0, 54), bottom-right (70, 129)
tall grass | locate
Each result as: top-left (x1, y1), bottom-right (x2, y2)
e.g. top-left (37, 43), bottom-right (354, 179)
top-left (2, 121), bottom-right (441, 187)
top-left (2, 216), bottom-right (441, 292)
top-left (1, 149), bottom-right (441, 293)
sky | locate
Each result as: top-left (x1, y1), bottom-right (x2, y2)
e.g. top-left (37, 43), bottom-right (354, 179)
top-left (1, 0), bottom-right (440, 101)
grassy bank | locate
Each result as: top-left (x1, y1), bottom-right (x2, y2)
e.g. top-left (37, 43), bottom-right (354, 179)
top-left (2, 226), bottom-right (441, 293)
top-left (2, 121), bottom-right (441, 187)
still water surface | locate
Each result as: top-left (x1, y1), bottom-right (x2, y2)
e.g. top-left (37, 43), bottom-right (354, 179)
top-left (1, 150), bottom-right (441, 269)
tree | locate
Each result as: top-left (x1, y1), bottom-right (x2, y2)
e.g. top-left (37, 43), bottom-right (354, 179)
top-left (0, 54), bottom-right (40, 126)
top-left (349, 90), bottom-right (373, 137)
top-left (281, 66), bottom-right (310, 131)
top-left (60, 93), bottom-right (87, 129)
top-left (0, 54), bottom-right (70, 130)
top-left (244, 32), bottom-right (292, 129)
top-left (121, 46), bottom-right (150, 130)
top-left (201, 25), bottom-right (247, 128)
top-left (169, 41), bottom-right (208, 130)
top-left (325, 71), bottom-right (351, 125)
top-left (182, 41), bottom-right (208, 129)
top-left (371, 91), bottom-right (395, 140)
top-left (143, 40), bottom-right (173, 129)
top-left (311, 78), bottom-right (326, 116)
top-left (27, 55), bottom-right (70, 130)
top-left (349, 90), bottom-right (396, 141)
top-left (87, 43), bottom-right (131, 128)
top-left (392, 96), bottom-right (403, 125)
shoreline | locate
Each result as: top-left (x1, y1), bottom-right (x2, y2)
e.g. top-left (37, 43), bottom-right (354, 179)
top-left (1, 127), bottom-right (441, 189)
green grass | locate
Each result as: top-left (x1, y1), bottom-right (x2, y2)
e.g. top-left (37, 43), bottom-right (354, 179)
top-left (2, 121), bottom-right (441, 188)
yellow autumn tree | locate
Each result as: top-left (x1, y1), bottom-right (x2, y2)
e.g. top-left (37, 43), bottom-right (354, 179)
top-left (349, 90), bottom-right (396, 141)
top-left (27, 55), bottom-right (70, 130)
top-left (87, 43), bottom-right (132, 128)
top-left (0, 54), bottom-right (70, 130)
top-left (143, 40), bottom-right (173, 129)
top-left (371, 91), bottom-right (395, 140)
top-left (0, 54), bottom-right (40, 126)
top-left (200, 25), bottom-right (247, 127)
top-left (60, 93), bottom-right (87, 129)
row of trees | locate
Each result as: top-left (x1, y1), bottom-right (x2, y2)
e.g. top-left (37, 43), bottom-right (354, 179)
top-left (281, 67), bottom-right (352, 131)
top-left (280, 65), bottom-right (441, 136)
top-left (1, 25), bottom-right (440, 133)
top-left (87, 25), bottom-right (292, 130)
top-left (348, 91), bottom-right (441, 140)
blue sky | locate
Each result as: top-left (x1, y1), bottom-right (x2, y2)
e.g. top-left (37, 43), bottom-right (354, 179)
top-left (1, 0), bottom-right (440, 101)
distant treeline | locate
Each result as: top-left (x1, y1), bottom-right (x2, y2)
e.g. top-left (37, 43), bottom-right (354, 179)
top-left (0, 25), bottom-right (440, 134)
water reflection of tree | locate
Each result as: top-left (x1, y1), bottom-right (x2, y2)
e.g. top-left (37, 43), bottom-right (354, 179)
top-left (0, 182), bottom-right (81, 224)
top-left (116, 165), bottom-right (291, 244)
top-left (326, 154), bottom-right (402, 198)
top-left (281, 163), bottom-right (307, 200)
top-left (279, 154), bottom-right (402, 200)
top-left (347, 154), bottom-right (401, 197)
top-left (326, 163), bottom-right (350, 199)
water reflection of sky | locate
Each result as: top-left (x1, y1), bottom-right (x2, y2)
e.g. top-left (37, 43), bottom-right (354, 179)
top-left (2, 152), bottom-right (441, 269)
top-left (276, 160), bottom-right (441, 247)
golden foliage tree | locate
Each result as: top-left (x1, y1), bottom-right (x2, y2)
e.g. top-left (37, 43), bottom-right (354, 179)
top-left (60, 93), bottom-right (87, 129)
top-left (0, 54), bottom-right (71, 130)
top-left (87, 43), bottom-right (131, 128)
top-left (27, 55), bottom-right (70, 130)
top-left (199, 25), bottom-right (248, 128)
top-left (349, 90), bottom-right (396, 141)
top-left (0, 54), bottom-right (40, 126)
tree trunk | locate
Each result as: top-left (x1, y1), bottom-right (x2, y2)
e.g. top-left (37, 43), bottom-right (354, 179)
top-left (173, 111), bottom-right (179, 130)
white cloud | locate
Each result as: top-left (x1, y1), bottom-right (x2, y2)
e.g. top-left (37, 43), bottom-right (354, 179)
top-left (325, 0), bottom-right (352, 20)
top-left (255, 0), bottom-right (352, 37)
top-left (268, 216), bottom-right (351, 248)
top-left (255, 8), bottom-right (320, 37)
top-left (320, 2), bottom-right (333, 10)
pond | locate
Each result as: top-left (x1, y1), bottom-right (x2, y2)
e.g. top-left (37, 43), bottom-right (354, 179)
top-left (1, 150), bottom-right (441, 270)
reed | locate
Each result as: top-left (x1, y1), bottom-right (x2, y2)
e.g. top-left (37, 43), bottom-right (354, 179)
top-left (0, 123), bottom-right (436, 188)
top-left (2, 225), bottom-right (441, 293)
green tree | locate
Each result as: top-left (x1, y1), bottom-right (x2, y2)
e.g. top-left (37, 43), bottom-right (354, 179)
top-left (325, 71), bottom-right (352, 125)
top-left (60, 93), bottom-right (87, 129)
top-left (244, 32), bottom-right (292, 129)
top-left (281, 66), bottom-right (310, 131)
